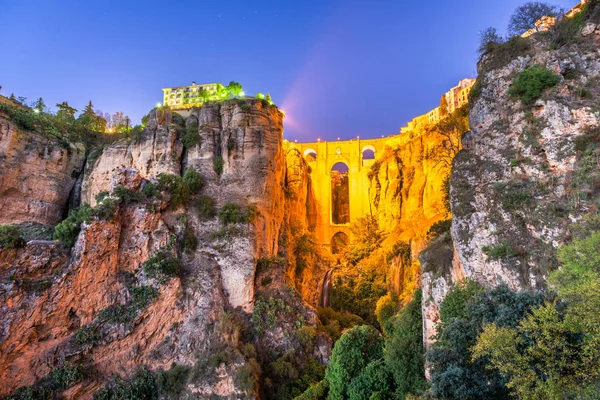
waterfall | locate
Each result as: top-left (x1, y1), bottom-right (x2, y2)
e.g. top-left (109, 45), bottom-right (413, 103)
top-left (319, 269), bottom-right (334, 308)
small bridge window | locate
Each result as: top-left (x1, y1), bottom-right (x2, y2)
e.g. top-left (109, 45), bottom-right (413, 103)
top-left (331, 162), bottom-right (350, 224)
top-left (362, 145), bottom-right (375, 160)
top-left (331, 232), bottom-right (349, 254)
top-left (303, 148), bottom-right (317, 161)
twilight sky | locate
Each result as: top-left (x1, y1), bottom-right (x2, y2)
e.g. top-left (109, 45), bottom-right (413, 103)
top-left (0, 0), bottom-right (576, 142)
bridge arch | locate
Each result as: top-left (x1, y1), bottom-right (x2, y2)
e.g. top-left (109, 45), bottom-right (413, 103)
top-left (331, 231), bottom-right (349, 255)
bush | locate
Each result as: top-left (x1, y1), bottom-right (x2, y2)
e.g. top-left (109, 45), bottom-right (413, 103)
top-left (53, 204), bottom-right (93, 246)
top-left (374, 292), bottom-right (398, 334)
top-left (218, 202), bottom-right (252, 225)
top-left (129, 285), bottom-right (159, 309)
top-left (325, 325), bottom-right (384, 400)
top-left (0, 225), bottom-right (26, 249)
top-left (482, 243), bottom-right (516, 260)
top-left (347, 360), bottom-right (394, 400)
top-left (157, 173), bottom-right (189, 207)
top-left (142, 252), bottom-right (182, 281)
top-left (478, 27), bottom-right (505, 56)
top-left (507, 65), bottom-right (561, 105)
top-left (98, 303), bottom-right (135, 324)
top-left (182, 124), bottom-right (201, 149)
top-left (183, 226), bottom-right (198, 253)
top-left (75, 324), bottom-right (103, 346)
top-left (93, 368), bottom-right (158, 400)
top-left (196, 195), bottom-right (217, 220)
top-left (94, 197), bottom-right (119, 220)
top-left (214, 156), bottom-right (224, 175)
top-left (427, 219), bottom-right (452, 240)
top-left (142, 182), bottom-right (158, 199)
top-left (183, 168), bottom-right (202, 194)
top-left (113, 185), bottom-right (142, 204)
top-left (49, 363), bottom-right (84, 390)
top-left (156, 364), bottom-right (190, 397)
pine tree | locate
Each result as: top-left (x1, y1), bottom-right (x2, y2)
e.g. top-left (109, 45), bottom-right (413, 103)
top-left (56, 101), bottom-right (77, 121)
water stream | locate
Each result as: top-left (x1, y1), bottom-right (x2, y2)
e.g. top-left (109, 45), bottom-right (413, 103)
top-left (319, 269), bottom-right (334, 308)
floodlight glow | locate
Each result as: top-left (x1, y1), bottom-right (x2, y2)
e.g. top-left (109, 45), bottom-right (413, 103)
top-left (156, 102), bottom-right (162, 108)
top-left (33, 109), bottom-right (40, 114)
top-left (239, 91), bottom-right (245, 97)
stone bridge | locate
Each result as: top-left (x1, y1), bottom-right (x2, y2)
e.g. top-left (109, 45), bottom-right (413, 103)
top-left (286, 137), bottom-right (387, 254)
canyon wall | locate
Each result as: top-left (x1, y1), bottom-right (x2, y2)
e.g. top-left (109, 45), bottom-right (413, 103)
top-left (0, 115), bottom-right (86, 225)
top-left (0, 99), bottom-right (324, 398)
top-left (421, 20), bottom-right (600, 346)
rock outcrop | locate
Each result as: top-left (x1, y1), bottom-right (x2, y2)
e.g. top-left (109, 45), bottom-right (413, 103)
top-left (0, 115), bottom-right (86, 225)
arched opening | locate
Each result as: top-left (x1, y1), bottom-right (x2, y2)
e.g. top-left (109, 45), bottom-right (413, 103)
top-left (331, 162), bottom-right (350, 224)
top-left (362, 145), bottom-right (375, 160)
top-left (331, 232), bottom-right (349, 254)
top-left (303, 148), bottom-right (317, 158)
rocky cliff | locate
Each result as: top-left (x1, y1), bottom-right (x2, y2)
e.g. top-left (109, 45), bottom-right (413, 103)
top-left (421, 18), bottom-right (600, 347)
top-left (0, 115), bottom-right (86, 225)
top-left (0, 99), bottom-right (327, 399)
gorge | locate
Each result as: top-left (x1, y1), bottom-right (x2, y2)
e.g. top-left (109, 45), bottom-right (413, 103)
top-left (1, 1), bottom-right (600, 399)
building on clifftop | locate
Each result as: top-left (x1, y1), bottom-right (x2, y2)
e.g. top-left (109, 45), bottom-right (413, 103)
top-left (162, 82), bottom-right (225, 109)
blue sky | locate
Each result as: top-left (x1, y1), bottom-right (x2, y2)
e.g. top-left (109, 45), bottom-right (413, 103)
top-left (0, 0), bottom-right (577, 141)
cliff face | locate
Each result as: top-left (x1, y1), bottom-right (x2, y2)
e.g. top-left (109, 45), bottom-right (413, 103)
top-left (0, 115), bottom-right (86, 225)
top-left (422, 21), bottom-right (600, 346)
top-left (0, 100), bottom-right (319, 398)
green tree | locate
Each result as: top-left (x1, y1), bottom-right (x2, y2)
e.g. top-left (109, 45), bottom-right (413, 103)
top-left (427, 284), bottom-right (544, 399)
top-left (478, 27), bottom-right (505, 56)
top-left (31, 97), bottom-right (47, 113)
top-left (473, 301), bottom-right (599, 400)
top-left (508, 2), bottom-right (561, 36)
top-left (56, 101), bottom-right (77, 121)
top-left (226, 81), bottom-right (243, 97)
top-left (78, 101), bottom-right (107, 132)
top-left (347, 360), bottom-right (394, 400)
top-left (325, 325), bottom-right (384, 400)
top-left (384, 289), bottom-right (426, 398)
top-left (375, 292), bottom-right (398, 335)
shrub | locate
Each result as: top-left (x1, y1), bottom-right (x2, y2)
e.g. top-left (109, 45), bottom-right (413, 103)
top-left (227, 137), bottom-right (235, 155)
top-left (142, 252), bottom-right (182, 281)
top-left (347, 360), bottom-right (394, 400)
top-left (478, 27), bottom-right (505, 56)
top-left (49, 363), bottom-right (84, 390)
top-left (75, 324), bottom-right (103, 346)
top-left (481, 36), bottom-right (532, 72)
top-left (385, 241), bottom-right (411, 264)
top-left (113, 185), bottom-right (142, 204)
top-left (94, 198), bottom-right (119, 220)
top-left (129, 285), bottom-right (159, 309)
top-left (325, 325), bottom-right (384, 400)
top-left (218, 203), bottom-right (249, 225)
top-left (260, 276), bottom-right (272, 286)
top-left (251, 295), bottom-right (287, 336)
top-left (482, 243), bottom-right (516, 260)
top-left (142, 181), bottom-right (158, 199)
top-left (183, 226), bottom-right (198, 253)
top-left (196, 195), bottom-right (217, 220)
top-left (157, 173), bottom-right (189, 207)
top-left (0, 225), bottom-right (26, 249)
top-left (213, 156), bottom-right (224, 175)
top-left (183, 168), bottom-right (202, 194)
top-left (427, 219), bottom-right (452, 240)
top-left (235, 358), bottom-right (261, 395)
top-left (93, 368), bottom-right (157, 400)
top-left (551, 8), bottom-right (585, 48)
top-left (156, 364), bottom-right (190, 397)
top-left (95, 191), bottom-right (109, 203)
top-left (507, 65), bottom-right (561, 105)
top-left (98, 303), bottom-right (135, 324)
top-left (53, 204), bottom-right (93, 246)
top-left (182, 125), bottom-right (201, 149)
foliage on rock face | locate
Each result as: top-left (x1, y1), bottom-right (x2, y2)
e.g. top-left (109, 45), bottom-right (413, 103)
top-left (157, 173), bottom-right (190, 207)
top-left (427, 284), bottom-right (545, 399)
top-left (0, 225), bottom-right (26, 249)
top-left (182, 122), bottom-right (201, 149)
top-left (507, 65), bottom-right (561, 105)
top-left (375, 292), bottom-right (398, 334)
top-left (438, 279), bottom-right (484, 323)
top-left (183, 168), bottom-right (203, 194)
top-left (317, 307), bottom-right (363, 341)
top-left (93, 368), bottom-right (158, 400)
top-left (196, 195), bottom-right (217, 220)
top-left (6, 362), bottom-right (85, 399)
top-left (53, 204), bottom-right (93, 246)
top-left (218, 202), bottom-right (258, 225)
top-left (156, 364), bottom-right (190, 397)
top-left (344, 215), bottom-right (385, 266)
top-left (325, 325), bottom-right (384, 400)
top-left (142, 252), bottom-right (182, 281)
